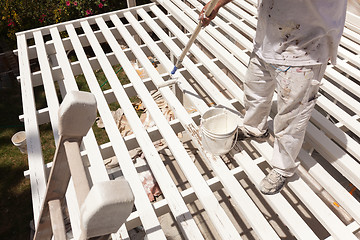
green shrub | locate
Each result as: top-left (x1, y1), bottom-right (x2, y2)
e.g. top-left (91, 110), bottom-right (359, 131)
top-left (0, 0), bottom-right (138, 49)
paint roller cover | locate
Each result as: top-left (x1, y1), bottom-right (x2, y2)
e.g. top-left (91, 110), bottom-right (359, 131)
top-left (58, 91), bottom-right (98, 138)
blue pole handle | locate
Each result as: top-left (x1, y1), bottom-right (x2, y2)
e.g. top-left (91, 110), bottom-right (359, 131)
top-left (171, 66), bottom-right (178, 75)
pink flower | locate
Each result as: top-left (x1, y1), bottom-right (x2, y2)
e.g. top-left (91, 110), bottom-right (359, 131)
top-left (98, 3), bottom-right (104, 8)
top-left (7, 19), bottom-right (15, 27)
top-left (66, 1), bottom-right (70, 6)
top-left (86, 9), bottom-right (92, 15)
top-left (38, 14), bottom-right (46, 23)
top-left (73, 1), bottom-right (78, 6)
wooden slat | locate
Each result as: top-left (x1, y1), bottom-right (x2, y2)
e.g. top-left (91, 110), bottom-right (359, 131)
top-left (228, 0), bottom-right (257, 27)
top-left (187, 0), bottom-right (252, 53)
top-left (233, 153), bottom-right (320, 240)
top-left (247, 137), bottom-right (358, 239)
top-left (31, 37), bottom-right (81, 236)
top-left (297, 149), bottom-right (360, 225)
top-left (335, 59), bottom-right (360, 83)
top-left (220, 0), bottom-right (360, 222)
top-left (326, 221), bottom-right (360, 240)
top-left (50, 27), bottom-right (109, 183)
top-left (338, 47), bottom-right (360, 69)
top-left (346, 11), bottom-right (360, 30)
top-left (160, 0), bottom-right (248, 82)
top-left (320, 79), bottom-right (360, 117)
top-left (316, 96), bottom-right (360, 137)
top-left (24, 39), bottom-right (171, 88)
top-left (125, 156), bottom-right (266, 229)
top-left (33, 31), bottom-right (60, 144)
top-left (310, 110), bottom-right (360, 162)
top-left (340, 35), bottom-right (360, 55)
top-left (50, 27), bottom-right (111, 238)
top-left (124, 10), bottom-right (281, 239)
top-left (24, 111), bottom-right (201, 180)
top-left (19, 76), bottom-right (159, 124)
top-left (112, 225), bottom-right (130, 240)
top-left (66, 23), bottom-right (166, 240)
top-left (162, 1), bottom-right (360, 238)
top-left (17, 1), bottom-right (360, 239)
top-left (17, 33), bottom-right (47, 226)
top-left (150, 6), bottom-right (243, 107)
top-left (147, 3), bottom-right (322, 238)
top-left (85, 17), bottom-right (204, 240)
top-left (198, 0), bottom-right (360, 190)
top-left (343, 28), bottom-right (360, 50)
top-left (325, 66), bottom-right (360, 99)
top-left (107, 13), bottom-right (241, 240)
top-left (304, 120), bottom-right (360, 191)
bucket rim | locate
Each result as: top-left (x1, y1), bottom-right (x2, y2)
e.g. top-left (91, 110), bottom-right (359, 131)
top-left (11, 131), bottom-right (26, 144)
top-left (202, 125), bottom-right (238, 138)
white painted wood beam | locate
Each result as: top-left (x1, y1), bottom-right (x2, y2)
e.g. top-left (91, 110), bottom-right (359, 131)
top-left (33, 31), bottom-right (61, 144)
top-left (124, 10), bottom-right (281, 239)
top-left (244, 137), bottom-right (358, 239)
top-left (171, 0), bottom-right (360, 236)
top-left (233, 151), bottom-right (320, 240)
top-left (17, 33), bottom-right (47, 226)
top-left (87, 17), bottom-right (204, 240)
top-left (149, 5), bottom-right (245, 110)
top-left (297, 149), bottom-right (360, 225)
top-left (126, 157), bottom-right (265, 229)
top-left (143, 4), bottom-right (326, 238)
top-left (66, 22), bottom-right (166, 240)
top-left (346, 11), bottom-right (360, 30)
top-left (50, 26), bottom-right (112, 238)
top-left (195, 0), bottom-right (360, 193)
top-left (50, 27), bottom-right (109, 183)
top-left (17, 1), bottom-right (360, 239)
top-left (108, 13), bottom-right (242, 239)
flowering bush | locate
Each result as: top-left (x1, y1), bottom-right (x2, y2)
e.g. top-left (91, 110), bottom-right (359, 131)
top-left (0, 0), bottom-right (148, 49)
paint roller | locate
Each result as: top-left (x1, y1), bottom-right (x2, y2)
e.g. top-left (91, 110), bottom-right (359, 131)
top-left (171, 0), bottom-right (220, 75)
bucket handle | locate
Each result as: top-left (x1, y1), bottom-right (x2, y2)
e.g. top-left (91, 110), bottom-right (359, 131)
top-left (229, 127), bottom-right (239, 153)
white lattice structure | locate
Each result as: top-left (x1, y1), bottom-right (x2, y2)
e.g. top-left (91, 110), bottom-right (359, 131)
top-left (16, 0), bottom-right (360, 239)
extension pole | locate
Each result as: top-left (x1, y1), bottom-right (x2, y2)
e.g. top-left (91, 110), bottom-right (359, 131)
top-left (171, 0), bottom-right (219, 75)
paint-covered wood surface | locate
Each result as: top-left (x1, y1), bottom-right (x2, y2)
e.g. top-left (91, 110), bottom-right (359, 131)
top-left (16, 0), bottom-right (360, 239)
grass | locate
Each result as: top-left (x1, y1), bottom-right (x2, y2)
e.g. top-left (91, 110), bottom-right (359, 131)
top-left (0, 80), bottom-right (33, 239)
top-left (0, 64), bottom-right (135, 239)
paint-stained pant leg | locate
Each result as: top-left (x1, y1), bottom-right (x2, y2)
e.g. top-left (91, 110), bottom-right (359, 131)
top-left (243, 53), bottom-right (276, 136)
top-left (270, 64), bottom-right (327, 177)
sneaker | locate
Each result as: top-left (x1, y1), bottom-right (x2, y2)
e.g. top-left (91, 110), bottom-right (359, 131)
top-left (259, 169), bottom-right (287, 195)
top-left (237, 128), bottom-right (269, 142)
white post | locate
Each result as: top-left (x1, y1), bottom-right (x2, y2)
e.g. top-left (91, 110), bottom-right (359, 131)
top-left (126, 0), bottom-right (136, 8)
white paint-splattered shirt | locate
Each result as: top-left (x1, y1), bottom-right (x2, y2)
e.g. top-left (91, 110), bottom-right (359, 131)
top-left (253, 0), bottom-right (347, 66)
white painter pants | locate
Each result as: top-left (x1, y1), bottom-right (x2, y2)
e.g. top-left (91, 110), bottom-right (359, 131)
top-left (243, 53), bottom-right (327, 177)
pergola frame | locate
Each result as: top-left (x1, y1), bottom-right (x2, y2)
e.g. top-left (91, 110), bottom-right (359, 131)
top-left (16, 0), bottom-right (360, 239)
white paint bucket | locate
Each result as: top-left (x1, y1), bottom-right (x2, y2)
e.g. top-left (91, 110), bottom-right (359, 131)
top-left (11, 131), bottom-right (27, 154)
top-left (201, 107), bottom-right (239, 156)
